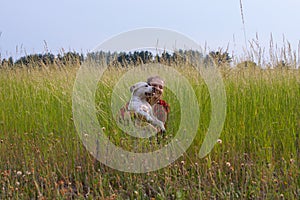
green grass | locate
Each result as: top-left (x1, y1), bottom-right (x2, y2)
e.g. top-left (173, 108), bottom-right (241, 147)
top-left (0, 63), bottom-right (299, 199)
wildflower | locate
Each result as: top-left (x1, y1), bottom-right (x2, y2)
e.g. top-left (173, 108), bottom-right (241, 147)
top-left (58, 180), bottom-right (64, 185)
top-left (217, 139), bottom-right (222, 144)
top-left (226, 162), bottom-right (231, 167)
top-left (16, 171), bottom-right (22, 176)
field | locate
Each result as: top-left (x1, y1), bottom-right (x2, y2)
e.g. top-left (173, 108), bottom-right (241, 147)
top-left (0, 55), bottom-right (299, 199)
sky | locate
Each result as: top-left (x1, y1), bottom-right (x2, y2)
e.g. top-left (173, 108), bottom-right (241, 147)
top-left (1, 0), bottom-right (300, 60)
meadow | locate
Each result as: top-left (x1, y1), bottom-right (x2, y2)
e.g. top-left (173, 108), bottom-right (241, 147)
top-left (0, 51), bottom-right (299, 199)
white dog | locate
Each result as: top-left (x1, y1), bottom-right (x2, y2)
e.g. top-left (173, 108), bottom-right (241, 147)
top-left (128, 82), bottom-right (166, 133)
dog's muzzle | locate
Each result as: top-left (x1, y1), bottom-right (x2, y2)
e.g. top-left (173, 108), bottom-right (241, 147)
top-left (145, 87), bottom-right (156, 96)
top-left (152, 87), bottom-right (156, 93)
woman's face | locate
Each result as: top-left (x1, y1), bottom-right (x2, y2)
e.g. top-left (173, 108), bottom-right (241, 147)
top-left (149, 78), bottom-right (164, 99)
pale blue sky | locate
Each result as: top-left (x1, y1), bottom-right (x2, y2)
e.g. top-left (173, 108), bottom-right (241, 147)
top-left (1, 0), bottom-right (299, 59)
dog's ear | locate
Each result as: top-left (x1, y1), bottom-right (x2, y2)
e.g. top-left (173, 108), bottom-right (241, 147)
top-left (130, 85), bottom-right (136, 93)
top-left (130, 82), bottom-right (146, 93)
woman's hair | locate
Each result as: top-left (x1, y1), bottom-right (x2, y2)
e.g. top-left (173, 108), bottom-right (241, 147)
top-left (147, 76), bottom-right (164, 86)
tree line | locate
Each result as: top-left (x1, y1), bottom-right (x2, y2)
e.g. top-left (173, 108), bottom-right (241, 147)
top-left (0, 52), bottom-right (85, 68)
top-left (0, 50), bottom-right (233, 68)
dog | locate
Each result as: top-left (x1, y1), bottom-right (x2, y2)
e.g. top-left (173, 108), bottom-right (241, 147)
top-left (128, 82), bottom-right (166, 133)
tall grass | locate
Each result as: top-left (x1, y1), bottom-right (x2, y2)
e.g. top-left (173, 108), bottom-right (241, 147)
top-left (0, 52), bottom-right (299, 199)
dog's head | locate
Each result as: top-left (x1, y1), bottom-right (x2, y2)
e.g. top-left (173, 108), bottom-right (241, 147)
top-left (130, 82), bottom-right (155, 98)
